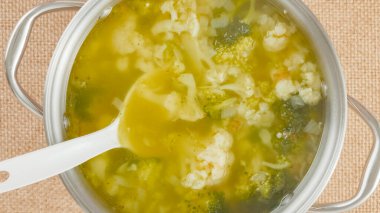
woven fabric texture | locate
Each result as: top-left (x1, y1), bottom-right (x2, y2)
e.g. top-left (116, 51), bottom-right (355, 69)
top-left (0, 0), bottom-right (379, 212)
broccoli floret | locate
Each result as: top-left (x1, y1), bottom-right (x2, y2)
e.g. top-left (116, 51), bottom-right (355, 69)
top-left (199, 72), bottom-right (256, 120)
top-left (255, 171), bottom-right (287, 199)
top-left (198, 88), bottom-right (229, 119)
top-left (233, 154), bottom-right (292, 200)
top-left (278, 100), bottom-right (309, 131)
top-left (214, 36), bottom-right (256, 67)
top-left (205, 98), bottom-right (237, 120)
top-left (232, 171), bottom-right (298, 213)
top-left (177, 191), bottom-right (227, 213)
top-left (68, 85), bottom-right (96, 120)
top-left (208, 192), bottom-right (227, 213)
top-left (215, 19), bottom-right (251, 46)
top-left (272, 100), bottom-right (310, 153)
top-left (237, 170), bottom-right (287, 200)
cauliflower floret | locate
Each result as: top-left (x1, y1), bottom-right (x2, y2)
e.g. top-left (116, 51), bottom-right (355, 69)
top-left (274, 57), bottom-right (322, 105)
top-left (178, 73), bottom-right (197, 96)
top-left (237, 37), bottom-right (256, 58)
top-left (185, 13), bottom-right (200, 37)
top-left (163, 92), bottom-right (182, 116)
top-left (176, 73), bottom-right (205, 121)
top-left (263, 22), bottom-right (295, 52)
top-left (284, 52), bottom-right (305, 72)
top-left (248, 103), bottom-right (275, 127)
top-left (202, 65), bottom-right (253, 101)
top-left (205, 68), bottom-right (228, 85)
top-left (112, 13), bottom-right (144, 55)
top-left (297, 62), bottom-right (322, 105)
top-left (302, 71), bottom-right (321, 89)
top-left (173, 60), bottom-right (186, 74)
top-left (181, 34), bottom-right (215, 72)
top-left (301, 62), bottom-right (317, 73)
top-left (151, 20), bottom-right (190, 36)
top-left (298, 87), bottom-right (321, 105)
top-left (257, 14), bottom-right (276, 30)
top-left (182, 128), bottom-right (234, 189)
top-left (161, 1), bottom-right (178, 21)
top-left (137, 73), bottom-right (204, 121)
top-left (170, 48), bottom-right (186, 74)
top-left (153, 44), bottom-right (167, 60)
top-left (135, 57), bottom-right (155, 73)
top-left (238, 102), bottom-right (275, 127)
top-left (154, 0), bottom-right (200, 37)
top-left (220, 73), bottom-right (255, 99)
top-left (148, 73), bottom-right (204, 121)
top-left (205, 65), bottom-right (242, 87)
top-left (275, 79), bottom-right (297, 100)
top-left (113, 30), bottom-right (144, 55)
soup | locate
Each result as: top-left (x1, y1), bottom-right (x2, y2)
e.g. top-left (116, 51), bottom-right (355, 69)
top-left (65, 0), bottom-right (325, 212)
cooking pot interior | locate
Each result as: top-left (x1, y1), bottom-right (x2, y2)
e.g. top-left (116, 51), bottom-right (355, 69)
top-left (43, 0), bottom-right (347, 212)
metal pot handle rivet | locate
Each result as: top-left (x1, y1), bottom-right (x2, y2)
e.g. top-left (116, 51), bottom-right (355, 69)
top-left (310, 96), bottom-right (380, 212)
top-left (4, 0), bottom-right (85, 118)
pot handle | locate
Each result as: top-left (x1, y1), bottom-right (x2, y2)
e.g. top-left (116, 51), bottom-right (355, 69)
top-left (310, 96), bottom-right (380, 212)
top-left (4, 0), bottom-right (85, 118)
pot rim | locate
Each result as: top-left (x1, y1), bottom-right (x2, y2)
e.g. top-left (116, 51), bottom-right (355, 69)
top-left (43, 0), bottom-right (347, 212)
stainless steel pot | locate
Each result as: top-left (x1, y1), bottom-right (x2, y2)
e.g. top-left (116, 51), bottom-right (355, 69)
top-left (5, 0), bottom-right (380, 212)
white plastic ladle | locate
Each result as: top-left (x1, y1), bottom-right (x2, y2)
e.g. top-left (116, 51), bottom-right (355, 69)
top-left (0, 73), bottom-right (150, 194)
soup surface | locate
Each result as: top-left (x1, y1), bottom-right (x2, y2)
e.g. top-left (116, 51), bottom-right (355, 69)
top-left (65, 0), bottom-right (325, 212)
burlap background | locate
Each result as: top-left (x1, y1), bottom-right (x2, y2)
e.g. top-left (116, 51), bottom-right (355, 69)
top-left (0, 0), bottom-right (379, 212)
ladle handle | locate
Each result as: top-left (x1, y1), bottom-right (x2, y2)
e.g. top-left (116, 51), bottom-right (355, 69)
top-left (310, 96), bottom-right (380, 212)
top-left (0, 121), bottom-right (120, 194)
top-left (4, 0), bottom-right (84, 118)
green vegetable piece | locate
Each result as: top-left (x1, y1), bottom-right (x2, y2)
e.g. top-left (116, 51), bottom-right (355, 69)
top-left (215, 19), bottom-right (251, 46)
top-left (279, 100), bottom-right (309, 133)
top-left (177, 191), bottom-right (228, 213)
top-left (198, 88), bottom-right (229, 119)
top-left (272, 100), bottom-right (310, 153)
top-left (232, 171), bottom-right (298, 213)
top-left (208, 192), bottom-right (227, 213)
top-left (69, 86), bottom-right (95, 120)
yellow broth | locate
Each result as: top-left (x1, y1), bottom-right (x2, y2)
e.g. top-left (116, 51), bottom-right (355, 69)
top-left (65, 0), bottom-right (325, 212)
